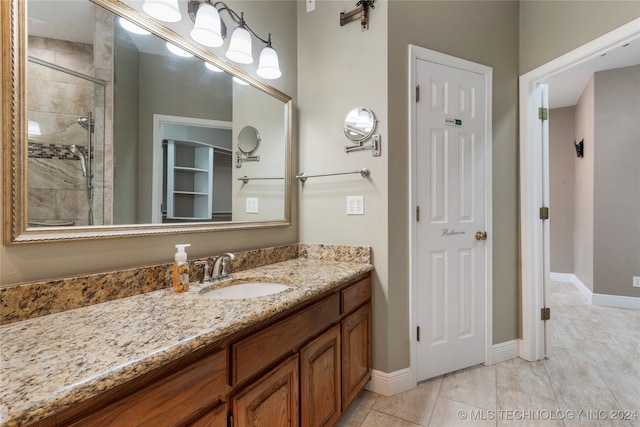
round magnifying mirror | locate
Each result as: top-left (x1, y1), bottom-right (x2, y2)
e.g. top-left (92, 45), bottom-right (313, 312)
top-left (238, 126), bottom-right (261, 154)
top-left (343, 107), bottom-right (375, 143)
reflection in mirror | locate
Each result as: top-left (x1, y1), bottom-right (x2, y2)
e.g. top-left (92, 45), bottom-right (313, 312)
top-left (344, 107), bottom-right (376, 143)
top-left (238, 126), bottom-right (260, 154)
top-left (6, 0), bottom-right (292, 243)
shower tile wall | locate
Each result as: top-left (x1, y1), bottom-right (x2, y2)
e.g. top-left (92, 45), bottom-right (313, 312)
top-left (26, 7), bottom-right (114, 227)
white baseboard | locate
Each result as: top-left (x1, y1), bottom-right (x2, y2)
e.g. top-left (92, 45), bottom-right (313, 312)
top-left (491, 339), bottom-right (520, 364)
top-left (551, 272), bottom-right (639, 310)
top-left (592, 293), bottom-right (640, 310)
top-left (365, 368), bottom-right (413, 396)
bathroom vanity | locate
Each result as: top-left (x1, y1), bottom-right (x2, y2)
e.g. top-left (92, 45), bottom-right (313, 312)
top-left (0, 254), bottom-right (372, 427)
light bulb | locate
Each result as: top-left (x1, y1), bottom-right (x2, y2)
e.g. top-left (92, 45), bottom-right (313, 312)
top-left (257, 46), bottom-right (281, 79)
top-left (190, 3), bottom-right (223, 47)
top-left (28, 120), bottom-right (42, 136)
top-left (233, 76), bottom-right (249, 86)
top-left (166, 42), bottom-right (193, 58)
top-left (226, 26), bottom-right (253, 64)
top-left (205, 62), bottom-right (223, 72)
top-left (142, 0), bottom-right (181, 22)
top-left (118, 17), bottom-right (150, 35)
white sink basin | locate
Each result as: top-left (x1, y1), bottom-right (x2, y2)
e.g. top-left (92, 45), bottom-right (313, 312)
top-left (200, 282), bottom-right (291, 300)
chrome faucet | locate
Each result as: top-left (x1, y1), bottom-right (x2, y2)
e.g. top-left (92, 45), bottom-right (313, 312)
top-left (211, 252), bottom-right (236, 280)
top-left (194, 260), bottom-right (213, 284)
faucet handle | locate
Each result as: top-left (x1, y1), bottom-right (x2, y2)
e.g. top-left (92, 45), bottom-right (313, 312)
top-left (194, 260), bottom-right (212, 284)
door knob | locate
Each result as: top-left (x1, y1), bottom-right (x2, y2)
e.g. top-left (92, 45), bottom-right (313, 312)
top-left (475, 231), bottom-right (488, 241)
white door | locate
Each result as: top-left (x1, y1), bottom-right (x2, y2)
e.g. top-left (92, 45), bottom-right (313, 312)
top-left (411, 47), bottom-right (492, 381)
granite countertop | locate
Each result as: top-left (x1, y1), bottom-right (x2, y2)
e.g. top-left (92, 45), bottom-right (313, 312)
top-left (0, 258), bottom-right (373, 427)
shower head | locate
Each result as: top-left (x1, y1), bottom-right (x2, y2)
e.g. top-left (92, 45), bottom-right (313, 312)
top-left (77, 116), bottom-right (94, 132)
top-left (69, 144), bottom-right (87, 177)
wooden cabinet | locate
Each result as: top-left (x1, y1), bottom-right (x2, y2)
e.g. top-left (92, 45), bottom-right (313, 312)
top-left (341, 304), bottom-right (372, 410)
top-left (233, 355), bottom-right (299, 427)
top-left (300, 325), bottom-right (341, 427)
top-left (68, 350), bottom-right (226, 427)
top-left (190, 404), bottom-right (227, 427)
top-left (34, 273), bottom-right (371, 427)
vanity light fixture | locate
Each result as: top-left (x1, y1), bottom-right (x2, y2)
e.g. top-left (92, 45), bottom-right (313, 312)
top-left (118, 17), bottom-right (151, 35)
top-left (166, 42), bottom-right (194, 57)
top-left (186, 1), bottom-right (282, 79)
top-left (143, 0), bottom-right (182, 22)
top-left (204, 62), bottom-right (223, 72)
top-left (27, 120), bottom-right (42, 137)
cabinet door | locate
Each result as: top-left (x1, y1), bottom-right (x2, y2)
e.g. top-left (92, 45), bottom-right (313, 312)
top-left (341, 304), bottom-right (371, 410)
top-left (190, 404), bottom-right (227, 427)
top-left (233, 355), bottom-right (299, 427)
top-left (300, 325), bottom-right (341, 427)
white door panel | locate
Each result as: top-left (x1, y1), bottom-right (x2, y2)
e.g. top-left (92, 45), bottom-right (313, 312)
top-left (415, 57), bottom-right (489, 381)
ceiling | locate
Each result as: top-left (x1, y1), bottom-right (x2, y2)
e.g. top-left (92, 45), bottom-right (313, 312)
top-left (546, 36), bottom-right (640, 108)
top-left (27, 1), bottom-right (640, 109)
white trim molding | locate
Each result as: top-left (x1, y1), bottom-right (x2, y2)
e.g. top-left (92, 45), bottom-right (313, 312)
top-left (490, 340), bottom-right (520, 365)
top-left (551, 272), bottom-right (640, 310)
top-left (366, 368), bottom-right (414, 397)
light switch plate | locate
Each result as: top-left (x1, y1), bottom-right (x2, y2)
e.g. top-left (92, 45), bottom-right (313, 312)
top-left (633, 276), bottom-right (640, 288)
top-left (347, 196), bottom-right (364, 215)
top-left (246, 197), bottom-right (259, 214)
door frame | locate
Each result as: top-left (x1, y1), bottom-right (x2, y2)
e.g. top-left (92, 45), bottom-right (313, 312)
top-left (408, 44), bottom-right (493, 385)
top-left (518, 18), bottom-right (640, 361)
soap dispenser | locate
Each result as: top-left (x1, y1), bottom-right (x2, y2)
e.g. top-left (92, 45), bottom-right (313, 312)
top-left (173, 244), bottom-right (191, 293)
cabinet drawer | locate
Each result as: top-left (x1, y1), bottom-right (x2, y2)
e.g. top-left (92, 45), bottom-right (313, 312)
top-left (341, 276), bottom-right (371, 314)
top-left (232, 293), bottom-right (340, 386)
top-left (71, 350), bottom-right (226, 427)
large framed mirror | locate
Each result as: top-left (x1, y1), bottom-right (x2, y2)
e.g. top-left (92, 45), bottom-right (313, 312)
top-left (2, 0), bottom-right (292, 245)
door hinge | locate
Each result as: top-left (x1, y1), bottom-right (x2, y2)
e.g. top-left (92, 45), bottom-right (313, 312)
top-left (538, 107), bottom-right (548, 121)
top-left (540, 207), bottom-right (549, 220)
top-left (541, 307), bottom-right (551, 321)
top-left (416, 206), bottom-right (420, 222)
top-left (228, 414), bottom-right (234, 427)
top-left (417, 326), bottom-right (420, 341)
top-left (416, 85), bottom-right (420, 102)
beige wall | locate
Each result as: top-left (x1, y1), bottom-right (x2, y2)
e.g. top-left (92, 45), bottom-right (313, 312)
top-left (519, 1), bottom-right (640, 74)
top-left (388, 1), bottom-right (520, 353)
top-left (593, 65), bottom-right (640, 297)
top-left (549, 107), bottom-right (576, 273)
top-left (0, 0), bottom-right (298, 286)
top-left (297, 0), bottom-right (390, 370)
top-left (574, 77), bottom-right (595, 291)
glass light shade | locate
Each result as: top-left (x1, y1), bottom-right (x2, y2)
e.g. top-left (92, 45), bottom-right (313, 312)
top-left (256, 46), bottom-right (281, 79)
top-left (118, 17), bottom-right (150, 35)
top-left (205, 62), bottom-right (223, 72)
top-left (142, 0), bottom-right (181, 22)
top-left (166, 42), bottom-right (193, 57)
top-left (233, 76), bottom-right (249, 86)
top-left (28, 120), bottom-right (42, 136)
top-left (226, 26), bottom-right (253, 64)
top-left (190, 3), bottom-right (223, 47)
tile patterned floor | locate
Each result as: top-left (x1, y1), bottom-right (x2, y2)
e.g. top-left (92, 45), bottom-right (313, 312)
top-left (339, 281), bottom-right (640, 426)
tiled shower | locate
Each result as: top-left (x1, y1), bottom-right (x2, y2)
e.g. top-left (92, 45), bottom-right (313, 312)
top-left (26, 6), bottom-right (113, 227)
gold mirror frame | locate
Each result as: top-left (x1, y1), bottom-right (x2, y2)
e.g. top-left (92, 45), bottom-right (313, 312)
top-left (2, 0), bottom-right (292, 245)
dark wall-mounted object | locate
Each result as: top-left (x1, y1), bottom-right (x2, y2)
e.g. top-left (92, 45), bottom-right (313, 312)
top-left (574, 139), bottom-right (584, 158)
top-left (340, 0), bottom-right (375, 31)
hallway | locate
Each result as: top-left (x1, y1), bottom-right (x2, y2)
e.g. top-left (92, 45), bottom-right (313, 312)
top-left (339, 281), bottom-right (640, 426)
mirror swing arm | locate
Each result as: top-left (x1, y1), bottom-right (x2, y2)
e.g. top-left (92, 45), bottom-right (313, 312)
top-left (343, 107), bottom-right (381, 157)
